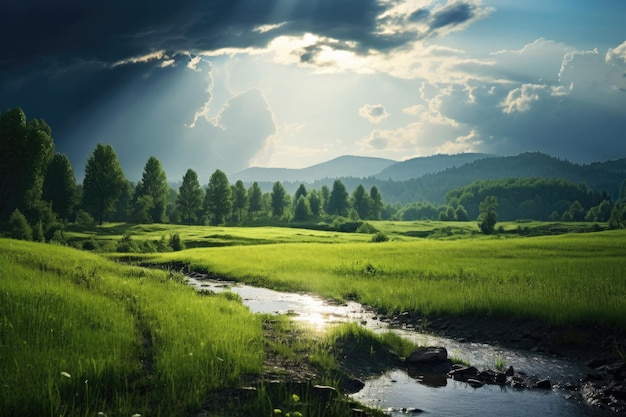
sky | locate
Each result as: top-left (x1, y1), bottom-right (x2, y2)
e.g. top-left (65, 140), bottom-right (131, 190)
top-left (1, 0), bottom-right (625, 181)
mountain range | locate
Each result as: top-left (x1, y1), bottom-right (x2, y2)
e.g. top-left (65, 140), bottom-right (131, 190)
top-left (230, 152), bottom-right (626, 205)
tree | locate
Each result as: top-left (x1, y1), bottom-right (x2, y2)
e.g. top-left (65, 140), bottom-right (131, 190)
top-left (351, 184), bottom-right (371, 220)
top-left (608, 204), bottom-right (625, 229)
top-left (455, 204), bottom-right (469, 221)
top-left (478, 195), bottom-right (498, 234)
top-left (564, 200), bottom-right (585, 222)
top-left (321, 185), bottom-right (331, 214)
top-left (293, 195), bottom-right (311, 220)
top-left (232, 180), bottom-right (248, 222)
top-left (294, 184), bottom-right (308, 204)
top-left (308, 190), bottom-right (322, 216)
top-left (177, 169), bottom-right (204, 226)
top-left (248, 182), bottom-right (263, 216)
top-left (327, 180), bottom-right (349, 216)
top-left (43, 153), bottom-right (76, 220)
top-left (135, 156), bottom-right (169, 223)
top-left (271, 181), bottom-right (287, 217)
top-left (204, 169), bottom-right (232, 225)
top-left (8, 209), bottom-right (32, 241)
top-left (0, 108), bottom-right (55, 222)
top-left (82, 143), bottom-right (126, 225)
top-left (370, 186), bottom-right (383, 220)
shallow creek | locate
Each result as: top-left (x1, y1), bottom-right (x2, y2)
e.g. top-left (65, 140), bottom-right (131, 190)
top-left (186, 276), bottom-right (612, 416)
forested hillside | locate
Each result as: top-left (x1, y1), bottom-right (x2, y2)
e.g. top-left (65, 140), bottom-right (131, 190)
top-left (252, 152), bottom-right (626, 206)
top-left (445, 178), bottom-right (609, 221)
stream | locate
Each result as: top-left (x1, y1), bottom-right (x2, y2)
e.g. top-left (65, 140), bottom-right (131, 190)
top-left (186, 275), bottom-right (612, 416)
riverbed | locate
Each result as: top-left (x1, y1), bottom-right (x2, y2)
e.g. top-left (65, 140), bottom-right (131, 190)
top-left (186, 274), bottom-right (613, 416)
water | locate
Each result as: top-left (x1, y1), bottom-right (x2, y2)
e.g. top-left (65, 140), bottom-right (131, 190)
top-left (186, 276), bottom-right (611, 416)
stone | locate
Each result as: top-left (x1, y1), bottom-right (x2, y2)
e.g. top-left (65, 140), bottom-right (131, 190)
top-left (467, 378), bottom-right (484, 388)
top-left (449, 366), bottom-right (478, 382)
top-left (406, 347), bottom-right (451, 374)
top-left (534, 379), bottom-right (552, 390)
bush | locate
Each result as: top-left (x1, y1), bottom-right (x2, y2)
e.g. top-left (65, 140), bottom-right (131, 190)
top-left (169, 233), bottom-right (185, 251)
top-left (9, 209), bottom-right (32, 241)
top-left (356, 222), bottom-right (378, 234)
top-left (32, 221), bottom-right (45, 243)
top-left (371, 232), bottom-right (389, 242)
top-left (82, 238), bottom-right (99, 251)
top-left (44, 222), bottom-right (65, 242)
top-left (74, 209), bottom-right (95, 226)
top-left (116, 233), bottom-right (140, 253)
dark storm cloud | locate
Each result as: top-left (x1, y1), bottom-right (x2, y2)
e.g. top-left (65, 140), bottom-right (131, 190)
top-left (430, 3), bottom-right (474, 29)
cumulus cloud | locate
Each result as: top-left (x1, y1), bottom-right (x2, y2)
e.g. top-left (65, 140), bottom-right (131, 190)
top-left (606, 41), bottom-right (626, 64)
top-left (358, 104), bottom-right (389, 123)
top-left (500, 84), bottom-right (548, 114)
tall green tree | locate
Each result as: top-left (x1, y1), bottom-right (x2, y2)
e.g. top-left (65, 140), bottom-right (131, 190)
top-left (177, 169), bottom-right (204, 226)
top-left (478, 195), bottom-right (498, 234)
top-left (204, 169), bottom-right (232, 225)
top-left (327, 180), bottom-right (349, 216)
top-left (232, 180), bottom-right (249, 222)
top-left (82, 143), bottom-right (126, 225)
top-left (308, 189), bottom-right (322, 216)
top-left (321, 185), bottom-right (331, 214)
top-left (0, 108), bottom-right (55, 221)
top-left (294, 184), bottom-right (308, 204)
top-left (351, 184), bottom-right (371, 220)
top-left (271, 181), bottom-right (287, 217)
top-left (293, 195), bottom-right (311, 220)
top-left (134, 156), bottom-right (169, 223)
top-left (43, 153), bottom-right (76, 220)
top-left (370, 186), bottom-right (383, 220)
top-left (248, 182), bottom-right (263, 215)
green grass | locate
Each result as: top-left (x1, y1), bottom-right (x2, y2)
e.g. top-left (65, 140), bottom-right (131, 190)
top-left (0, 238), bottom-right (264, 416)
top-left (127, 229), bottom-right (626, 327)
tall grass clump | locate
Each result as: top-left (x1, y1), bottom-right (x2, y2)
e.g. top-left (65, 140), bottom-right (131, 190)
top-left (0, 238), bottom-right (264, 416)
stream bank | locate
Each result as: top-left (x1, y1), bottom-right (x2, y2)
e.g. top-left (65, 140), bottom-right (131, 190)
top-left (179, 270), bottom-right (626, 415)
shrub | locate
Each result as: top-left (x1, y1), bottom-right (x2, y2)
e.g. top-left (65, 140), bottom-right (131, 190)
top-left (116, 233), bottom-right (140, 253)
top-left (356, 222), bottom-right (378, 234)
top-left (32, 221), bottom-right (45, 243)
top-left (74, 209), bottom-right (95, 226)
top-left (9, 209), bottom-right (32, 241)
top-left (82, 238), bottom-right (98, 251)
top-left (169, 233), bottom-right (185, 251)
top-left (371, 232), bottom-right (389, 242)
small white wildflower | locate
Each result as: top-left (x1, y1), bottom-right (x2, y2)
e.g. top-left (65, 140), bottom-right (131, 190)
top-left (60, 372), bottom-right (71, 378)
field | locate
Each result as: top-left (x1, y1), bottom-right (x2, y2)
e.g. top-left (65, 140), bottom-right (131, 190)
top-left (3, 221), bottom-right (626, 415)
top-left (109, 224), bottom-right (626, 327)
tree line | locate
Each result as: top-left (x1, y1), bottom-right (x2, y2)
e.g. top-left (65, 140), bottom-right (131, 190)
top-left (0, 108), bottom-right (387, 241)
top-left (2, 107), bottom-right (626, 243)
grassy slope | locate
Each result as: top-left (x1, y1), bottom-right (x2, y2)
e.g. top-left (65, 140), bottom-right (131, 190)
top-left (0, 239), bottom-right (264, 416)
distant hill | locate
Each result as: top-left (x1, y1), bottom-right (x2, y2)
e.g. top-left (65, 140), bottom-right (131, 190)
top-left (227, 152), bottom-right (625, 206)
top-left (230, 155), bottom-right (397, 183)
top-left (395, 152), bottom-right (626, 203)
top-left (375, 153), bottom-right (491, 181)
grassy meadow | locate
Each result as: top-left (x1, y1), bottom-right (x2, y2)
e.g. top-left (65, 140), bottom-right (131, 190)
top-left (112, 223), bottom-right (626, 327)
top-left (3, 220), bottom-right (626, 415)
top-left (0, 239), bottom-right (265, 416)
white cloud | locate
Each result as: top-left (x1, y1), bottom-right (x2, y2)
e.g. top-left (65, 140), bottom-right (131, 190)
top-left (606, 41), bottom-right (626, 64)
top-left (436, 129), bottom-right (482, 154)
top-left (500, 83), bottom-right (547, 114)
top-left (112, 50), bottom-right (169, 67)
top-left (358, 104), bottom-right (390, 123)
